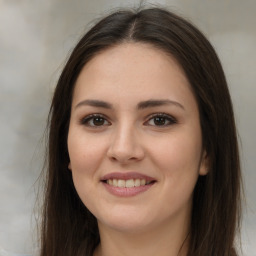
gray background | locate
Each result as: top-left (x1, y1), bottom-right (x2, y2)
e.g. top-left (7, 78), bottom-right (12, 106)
top-left (0, 0), bottom-right (255, 255)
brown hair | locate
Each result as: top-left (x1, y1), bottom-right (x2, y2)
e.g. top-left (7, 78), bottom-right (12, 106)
top-left (39, 7), bottom-right (241, 256)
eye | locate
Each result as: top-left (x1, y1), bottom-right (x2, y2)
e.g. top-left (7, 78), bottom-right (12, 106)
top-left (80, 114), bottom-right (111, 127)
top-left (145, 113), bottom-right (177, 127)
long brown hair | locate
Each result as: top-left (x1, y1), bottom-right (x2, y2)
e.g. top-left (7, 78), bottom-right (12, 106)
top-left (39, 7), bottom-right (242, 256)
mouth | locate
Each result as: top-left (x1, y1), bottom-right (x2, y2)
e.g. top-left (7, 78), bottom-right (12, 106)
top-left (102, 178), bottom-right (155, 188)
top-left (100, 172), bottom-right (156, 197)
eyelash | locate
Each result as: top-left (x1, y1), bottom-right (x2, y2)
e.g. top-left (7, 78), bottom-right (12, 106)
top-left (79, 113), bottom-right (177, 128)
top-left (145, 113), bottom-right (177, 126)
top-left (80, 114), bottom-right (110, 127)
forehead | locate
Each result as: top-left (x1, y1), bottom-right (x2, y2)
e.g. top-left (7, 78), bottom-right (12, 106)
top-left (72, 43), bottom-right (195, 109)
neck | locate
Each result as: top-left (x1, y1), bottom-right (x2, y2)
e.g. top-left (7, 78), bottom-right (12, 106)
top-left (94, 215), bottom-right (190, 256)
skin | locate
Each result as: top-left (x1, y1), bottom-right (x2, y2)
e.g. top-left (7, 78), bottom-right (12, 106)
top-left (68, 43), bottom-right (208, 256)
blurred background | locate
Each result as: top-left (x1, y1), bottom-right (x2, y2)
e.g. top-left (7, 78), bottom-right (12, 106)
top-left (0, 0), bottom-right (255, 255)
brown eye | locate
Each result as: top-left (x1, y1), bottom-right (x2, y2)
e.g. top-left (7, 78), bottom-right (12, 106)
top-left (81, 114), bottom-right (111, 127)
top-left (146, 113), bottom-right (177, 127)
top-left (92, 117), bottom-right (105, 126)
top-left (153, 116), bottom-right (168, 126)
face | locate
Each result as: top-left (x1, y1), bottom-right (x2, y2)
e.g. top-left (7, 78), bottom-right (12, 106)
top-left (68, 43), bottom-right (207, 234)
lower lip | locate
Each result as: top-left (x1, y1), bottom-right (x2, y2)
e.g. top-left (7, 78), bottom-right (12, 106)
top-left (102, 182), bottom-right (155, 197)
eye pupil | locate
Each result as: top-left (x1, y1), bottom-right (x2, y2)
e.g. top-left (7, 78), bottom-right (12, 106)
top-left (154, 117), bottom-right (166, 125)
top-left (93, 117), bottom-right (105, 126)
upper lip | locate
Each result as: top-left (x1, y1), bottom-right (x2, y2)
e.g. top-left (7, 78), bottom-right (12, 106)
top-left (101, 172), bottom-right (156, 182)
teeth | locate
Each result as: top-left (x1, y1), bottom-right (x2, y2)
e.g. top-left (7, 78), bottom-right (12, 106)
top-left (125, 179), bottom-right (134, 188)
top-left (134, 179), bottom-right (140, 187)
top-left (117, 179), bottom-right (125, 187)
top-left (106, 178), bottom-right (150, 188)
top-left (113, 179), bottom-right (118, 187)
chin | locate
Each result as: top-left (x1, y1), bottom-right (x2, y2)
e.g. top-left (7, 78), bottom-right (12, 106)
top-left (96, 207), bottom-right (158, 234)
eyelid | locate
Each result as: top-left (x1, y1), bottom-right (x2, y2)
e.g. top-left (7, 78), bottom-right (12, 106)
top-left (78, 112), bottom-right (176, 127)
top-left (144, 112), bottom-right (177, 126)
top-left (79, 113), bottom-right (111, 126)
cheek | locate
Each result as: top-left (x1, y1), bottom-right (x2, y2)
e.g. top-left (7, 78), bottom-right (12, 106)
top-left (68, 132), bottom-right (106, 174)
top-left (67, 133), bottom-right (105, 201)
top-left (67, 133), bottom-right (105, 206)
top-left (152, 131), bottom-right (202, 173)
top-left (149, 126), bottom-right (203, 200)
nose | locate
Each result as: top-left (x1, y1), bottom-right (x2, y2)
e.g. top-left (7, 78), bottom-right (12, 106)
top-left (107, 124), bottom-right (145, 164)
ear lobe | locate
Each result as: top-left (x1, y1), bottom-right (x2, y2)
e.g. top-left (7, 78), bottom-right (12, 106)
top-left (199, 150), bottom-right (209, 176)
top-left (68, 163), bottom-right (72, 171)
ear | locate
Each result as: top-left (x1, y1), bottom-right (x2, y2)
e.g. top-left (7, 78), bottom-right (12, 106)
top-left (199, 150), bottom-right (209, 176)
top-left (68, 162), bottom-right (72, 171)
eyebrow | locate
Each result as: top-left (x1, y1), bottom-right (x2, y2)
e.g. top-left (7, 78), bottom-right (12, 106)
top-left (75, 99), bottom-right (113, 109)
top-left (75, 99), bottom-right (184, 110)
top-left (137, 99), bottom-right (185, 110)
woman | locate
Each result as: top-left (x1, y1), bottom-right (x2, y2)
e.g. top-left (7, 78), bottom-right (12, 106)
top-left (39, 7), bottom-right (242, 256)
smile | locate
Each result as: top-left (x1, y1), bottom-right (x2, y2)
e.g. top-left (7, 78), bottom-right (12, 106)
top-left (105, 178), bottom-right (153, 188)
top-left (101, 172), bottom-right (156, 197)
